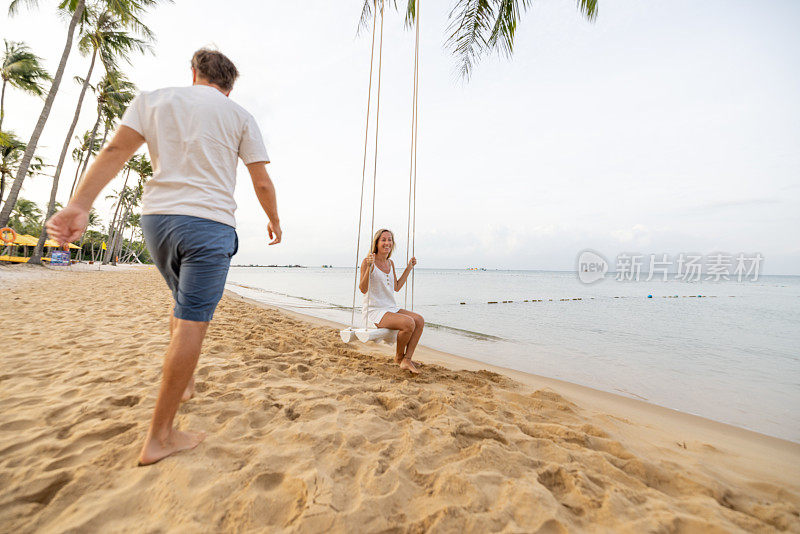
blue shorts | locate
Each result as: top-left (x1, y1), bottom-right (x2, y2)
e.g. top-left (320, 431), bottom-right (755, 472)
top-left (141, 214), bottom-right (238, 322)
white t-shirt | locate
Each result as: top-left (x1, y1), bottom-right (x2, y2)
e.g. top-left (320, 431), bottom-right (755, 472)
top-left (120, 85), bottom-right (269, 228)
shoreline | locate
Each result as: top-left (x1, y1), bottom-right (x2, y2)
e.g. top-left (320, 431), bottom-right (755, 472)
top-left (224, 289), bottom-right (800, 478)
top-left (2, 266), bottom-right (799, 531)
top-left (225, 287), bottom-right (800, 450)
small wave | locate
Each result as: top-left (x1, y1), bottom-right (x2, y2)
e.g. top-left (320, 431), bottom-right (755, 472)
top-left (227, 282), bottom-right (505, 342)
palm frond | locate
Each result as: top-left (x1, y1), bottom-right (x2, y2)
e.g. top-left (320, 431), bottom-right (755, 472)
top-left (97, 70), bottom-right (137, 120)
top-left (445, 0), bottom-right (496, 80)
top-left (487, 0), bottom-right (531, 58)
top-left (577, 0), bottom-right (598, 22)
top-left (357, 0), bottom-right (399, 35)
top-left (442, 0), bottom-right (598, 79)
top-left (404, 0), bottom-right (416, 29)
top-left (8, 0), bottom-right (40, 17)
top-left (357, 0), bottom-right (373, 34)
top-left (76, 9), bottom-right (153, 68)
top-left (1, 40), bottom-right (52, 96)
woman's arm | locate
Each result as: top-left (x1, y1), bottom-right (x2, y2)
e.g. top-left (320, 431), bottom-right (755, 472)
top-left (359, 255), bottom-right (374, 294)
top-left (394, 257), bottom-right (416, 291)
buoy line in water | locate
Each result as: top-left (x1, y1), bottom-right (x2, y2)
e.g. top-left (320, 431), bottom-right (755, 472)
top-left (228, 283), bottom-right (738, 311)
top-left (457, 295), bottom-right (726, 305)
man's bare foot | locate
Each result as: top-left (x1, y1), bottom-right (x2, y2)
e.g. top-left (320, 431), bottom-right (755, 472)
top-left (181, 377), bottom-right (195, 402)
top-left (399, 358), bottom-right (420, 374)
top-left (138, 428), bottom-right (206, 466)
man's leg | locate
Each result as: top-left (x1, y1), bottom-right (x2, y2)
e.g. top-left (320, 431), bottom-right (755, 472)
top-left (170, 313), bottom-right (195, 402)
top-left (138, 215), bottom-right (236, 465)
top-left (139, 318), bottom-right (209, 465)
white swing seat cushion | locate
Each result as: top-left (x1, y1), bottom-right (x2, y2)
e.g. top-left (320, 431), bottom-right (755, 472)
top-left (340, 327), bottom-right (398, 344)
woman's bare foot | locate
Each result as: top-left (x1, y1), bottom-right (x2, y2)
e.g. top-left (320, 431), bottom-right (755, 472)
top-left (181, 377), bottom-right (195, 402)
top-left (399, 358), bottom-right (420, 374)
top-left (394, 353), bottom-right (404, 364)
top-left (138, 428), bottom-right (206, 466)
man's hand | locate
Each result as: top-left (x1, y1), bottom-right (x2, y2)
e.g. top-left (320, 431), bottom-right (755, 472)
top-left (268, 220), bottom-right (281, 245)
top-left (46, 205), bottom-right (89, 244)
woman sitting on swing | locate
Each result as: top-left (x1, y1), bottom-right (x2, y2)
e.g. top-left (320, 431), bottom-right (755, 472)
top-left (360, 228), bottom-right (424, 374)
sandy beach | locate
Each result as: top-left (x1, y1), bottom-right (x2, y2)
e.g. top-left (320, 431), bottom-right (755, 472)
top-left (1, 265), bottom-right (799, 533)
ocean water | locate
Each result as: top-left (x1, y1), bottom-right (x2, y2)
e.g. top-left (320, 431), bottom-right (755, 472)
top-left (225, 267), bottom-right (800, 442)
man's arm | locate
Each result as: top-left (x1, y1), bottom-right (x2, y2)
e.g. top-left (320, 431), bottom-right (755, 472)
top-left (46, 125), bottom-right (145, 244)
top-left (246, 161), bottom-right (281, 245)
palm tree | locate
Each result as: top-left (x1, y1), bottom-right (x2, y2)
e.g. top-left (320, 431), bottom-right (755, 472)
top-left (1, 39), bottom-right (51, 132)
top-left (28, 8), bottom-right (153, 265)
top-left (107, 153), bottom-right (150, 264)
top-left (0, 131), bottom-right (43, 207)
top-left (75, 205), bottom-right (99, 261)
top-left (359, 0), bottom-right (598, 79)
top-left (102, 164), bottom-right (132, 264)
top-left (0, 0), bottom-right (87, 229)
top-left (0, 0), bottom-right (166, 229)
top-left (7, 197), bottom-right (43, 235)
top-left (68, 69), bottom-right (136, 199)
top-left (68, 129), bottom-right (104, 200)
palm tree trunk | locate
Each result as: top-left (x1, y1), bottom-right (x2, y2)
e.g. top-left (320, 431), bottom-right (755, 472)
top-left (0, 0), bottom-right (86, 228)
top-left (103, 167), bottom-right (130, 264)
top-left (68, 103), bottom-right (102, 200)
top-left (122, 221), bottom-right (137, 263)
top-left (0, 78), bottom-right (7, 133)
top-left (112, 200), bottom-right (131, 265)
top-left (67, 147), bottom-right (88, 203)
top-left (29, 48), bottom-right (98, 265)
top-left (0, 170), bottom-right (7, 207)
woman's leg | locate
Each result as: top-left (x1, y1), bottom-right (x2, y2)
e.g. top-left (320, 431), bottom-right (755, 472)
top-left (398, 309), bottom-right (424, 362)
top-left (376, 312), bottom-right (416, 366)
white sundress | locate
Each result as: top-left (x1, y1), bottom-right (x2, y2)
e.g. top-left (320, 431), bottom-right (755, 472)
top-left (363, 261), bottom-right (400, 327)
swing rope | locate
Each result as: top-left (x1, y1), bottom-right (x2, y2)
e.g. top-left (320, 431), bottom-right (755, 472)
top-left (350, 3), bottom-right (381, 328)
top-left (349, 0), bottom-right (419, 334)
top-left (410, 0), bottom-right (422, 311)
top-left (406, 0), bottom-right (420, 311)
top-left (365, 1), bottom-right (386, 329)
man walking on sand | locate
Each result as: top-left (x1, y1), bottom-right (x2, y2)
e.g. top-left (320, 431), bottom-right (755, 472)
top-left (47, 49), bottom-right (281, 465)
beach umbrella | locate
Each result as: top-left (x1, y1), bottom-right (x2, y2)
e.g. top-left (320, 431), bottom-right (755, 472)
top-left (14, 234), bottom-right (39, 246)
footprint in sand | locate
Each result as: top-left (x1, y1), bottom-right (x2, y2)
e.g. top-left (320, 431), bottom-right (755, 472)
top-left (0, 419), bottom-right (37, 432)
top-left (108, 395), bottom-right (141, 407)
top-left (252, 472), bottom-right (284, 491)
top-left (16, 473), bottom-right (72, 506)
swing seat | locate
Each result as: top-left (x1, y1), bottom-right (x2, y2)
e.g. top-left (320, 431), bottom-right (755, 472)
top-left (340, 327), bottom-right (398, 344)
top-left (340, 328), bottom-right (357, 343)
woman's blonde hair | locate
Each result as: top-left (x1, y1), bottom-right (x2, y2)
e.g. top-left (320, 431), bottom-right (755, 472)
top-left (371, 228), bottom-right (395, 258)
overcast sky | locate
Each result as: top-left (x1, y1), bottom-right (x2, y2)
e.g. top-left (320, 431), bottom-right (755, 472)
top-left (2, 1), bottom-right (799, 273)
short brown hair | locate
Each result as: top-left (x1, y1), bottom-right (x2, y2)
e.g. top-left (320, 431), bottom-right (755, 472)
top-left (191, 49), bottom-right (239, 91)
